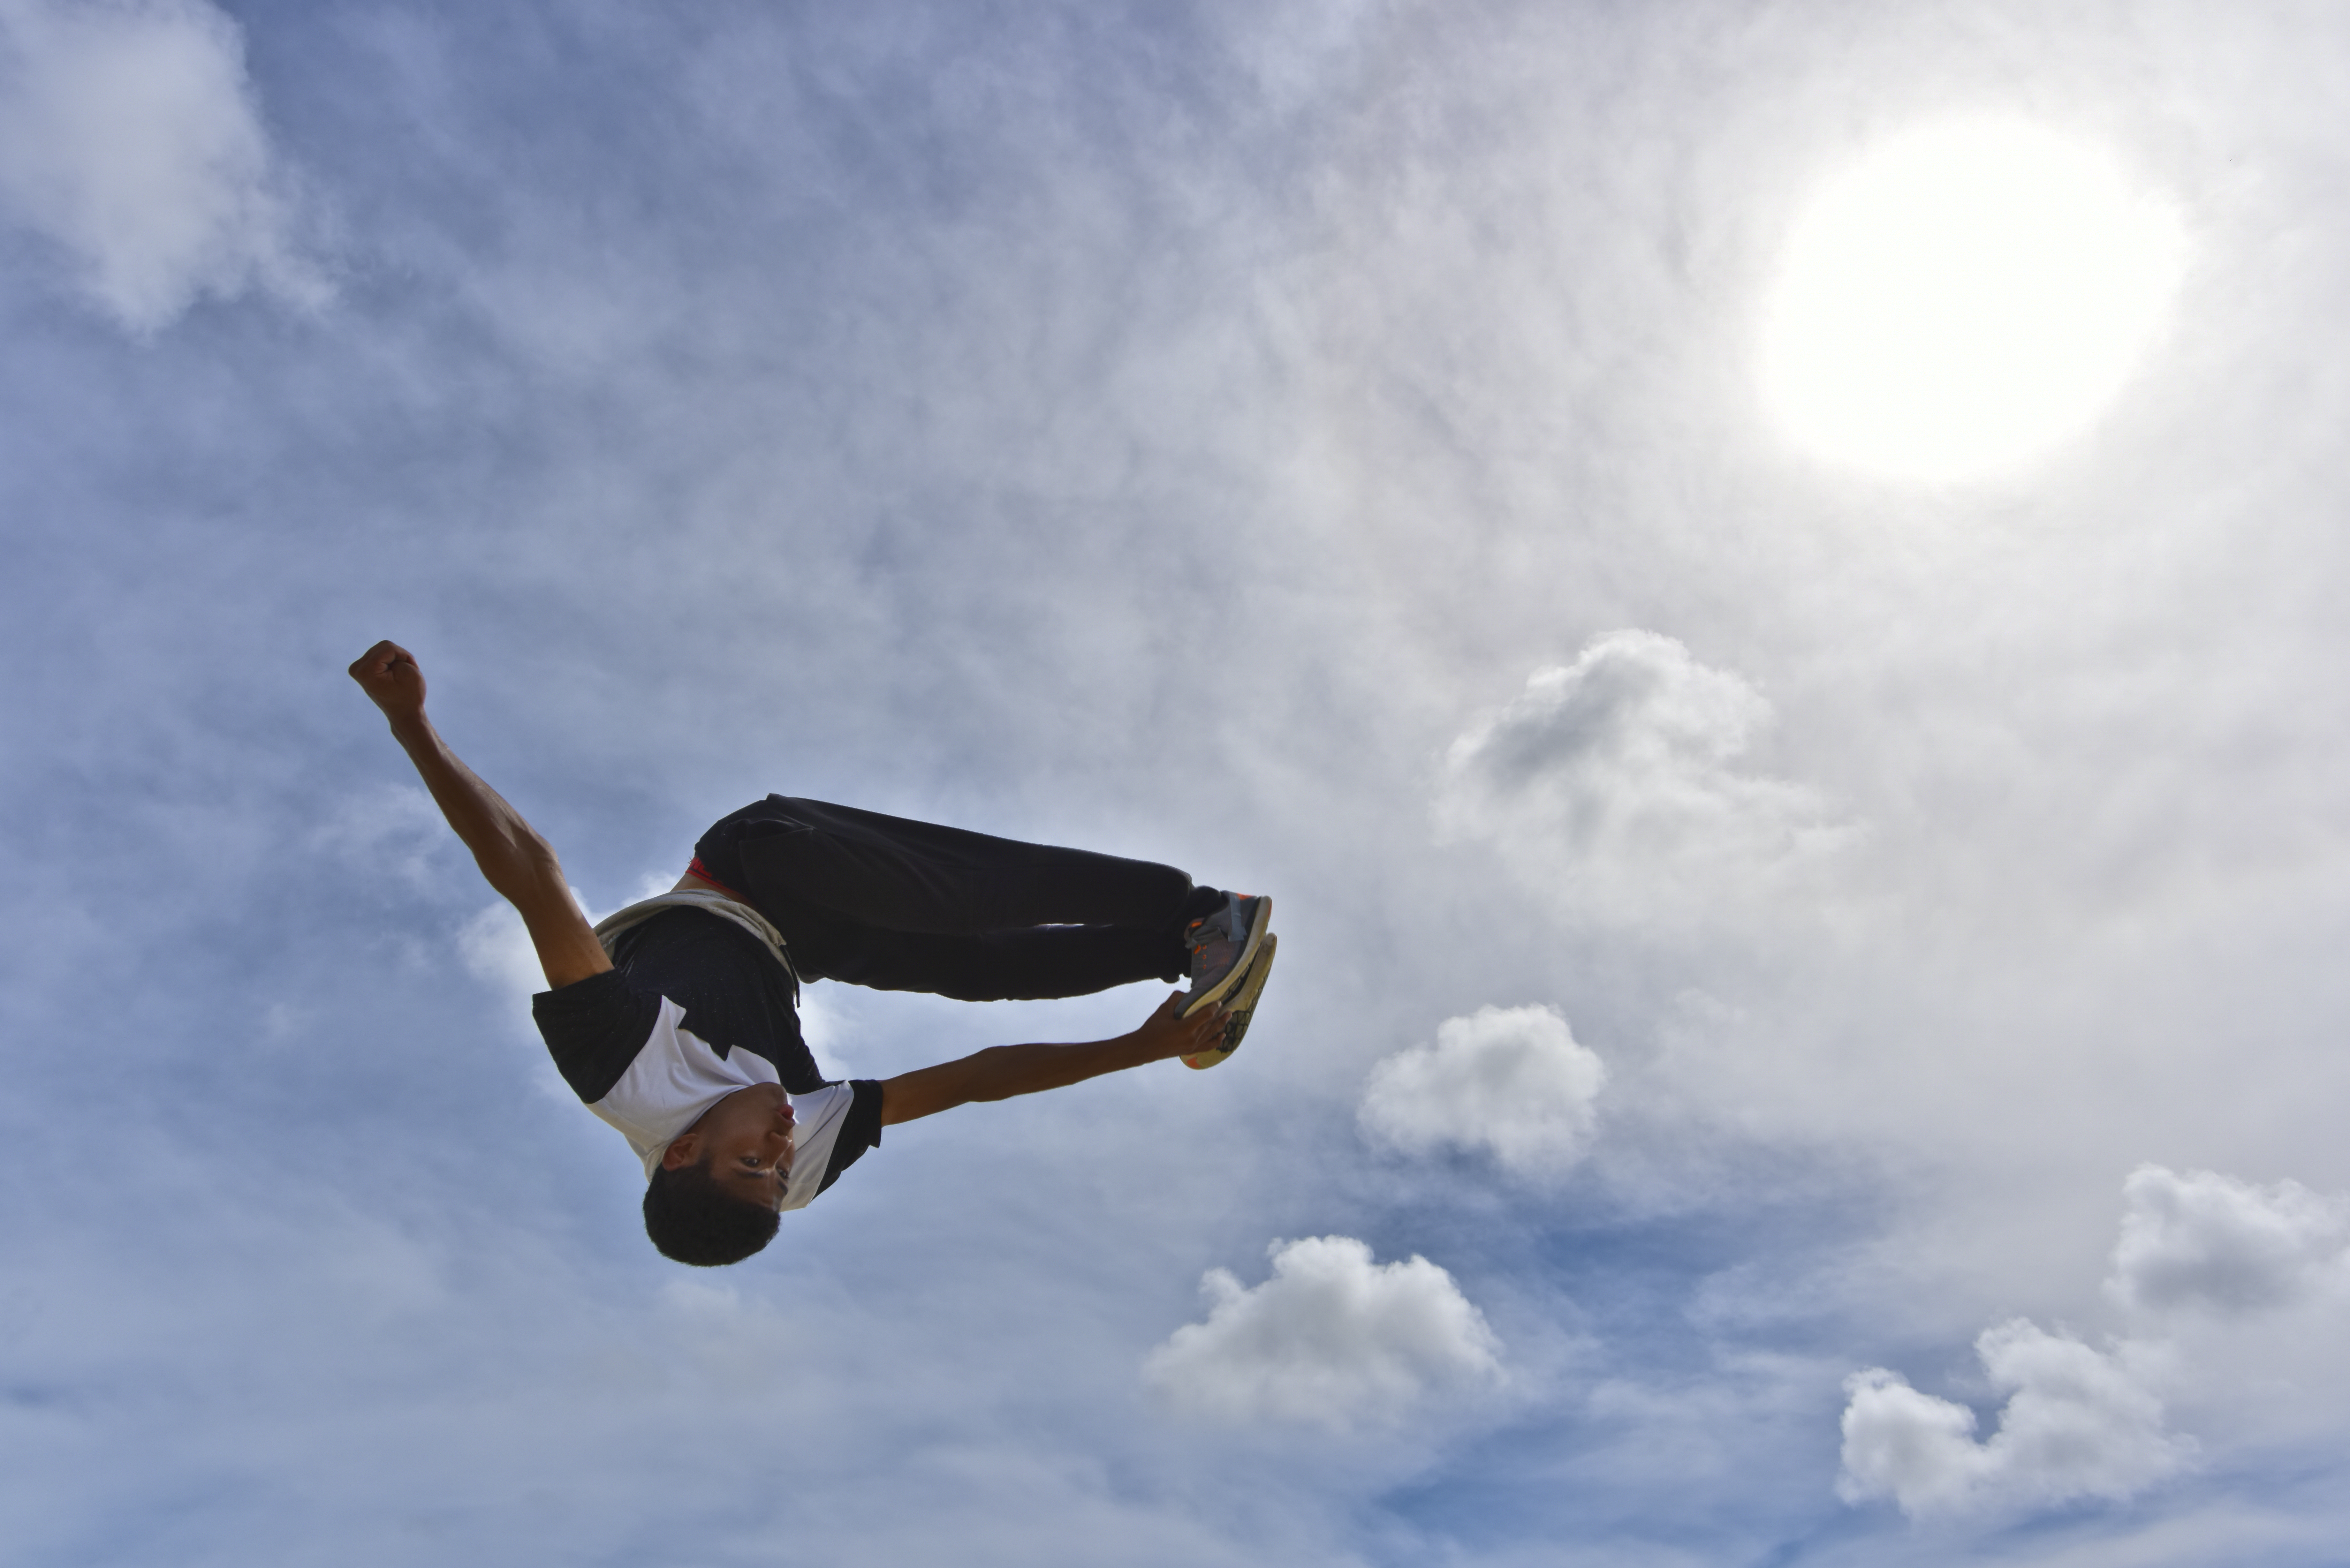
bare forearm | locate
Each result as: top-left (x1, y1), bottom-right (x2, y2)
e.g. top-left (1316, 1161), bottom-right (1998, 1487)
top-left (947, 1035), bottom-right (1161, 1104)
top-left (348, 640), bottom-right (610, 989)
top-left (877, 995), bottom-right (1222, 1126)
top-left (387, 712), bottom-right (561, 903)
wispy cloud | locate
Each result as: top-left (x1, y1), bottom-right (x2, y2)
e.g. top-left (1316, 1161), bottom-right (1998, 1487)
top-left (0, 0), bottom-right (326, 333)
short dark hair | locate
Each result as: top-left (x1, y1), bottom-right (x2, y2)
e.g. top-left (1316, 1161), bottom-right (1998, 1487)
top-left (642, 1159), bottom-right (780, 1266)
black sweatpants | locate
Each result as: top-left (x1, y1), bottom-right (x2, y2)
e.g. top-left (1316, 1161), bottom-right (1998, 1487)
top-left (693, 796), bottom-right (1222, 1001)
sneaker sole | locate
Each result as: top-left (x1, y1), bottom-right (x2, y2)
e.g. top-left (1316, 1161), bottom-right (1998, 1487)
top-left (1184, 932), bottom-right (1277, 1070)
top-left (1179, 895), bottom-right (1272, 1020)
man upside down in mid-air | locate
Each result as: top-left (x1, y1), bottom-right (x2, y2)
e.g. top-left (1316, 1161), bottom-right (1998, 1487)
top-left (349, 641), bottom-right (1277, 1267)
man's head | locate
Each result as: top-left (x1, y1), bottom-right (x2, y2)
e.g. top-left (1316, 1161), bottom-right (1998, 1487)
top-left (642, 1084), bottom-right (795, 1266)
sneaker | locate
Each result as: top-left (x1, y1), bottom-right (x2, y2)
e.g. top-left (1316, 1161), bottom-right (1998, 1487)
top-left (1179, 893), bottom-right (1271, 1019)
top-left (1184, 932), bottom-right (1277, 1070)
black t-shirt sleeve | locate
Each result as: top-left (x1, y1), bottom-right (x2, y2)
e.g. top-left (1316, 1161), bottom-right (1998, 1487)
top-left (533, 970), bottom-right (661, 1104)
top-left (816, 1080), bottom-right (885, 1195)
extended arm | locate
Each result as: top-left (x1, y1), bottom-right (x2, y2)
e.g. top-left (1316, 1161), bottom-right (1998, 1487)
top-left (346, 640), bottom-right (611, 990)
top-left (877, 992), bottom-right (1226, 1126)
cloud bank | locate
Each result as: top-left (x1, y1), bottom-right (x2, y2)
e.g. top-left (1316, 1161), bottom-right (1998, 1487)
top-left (1436, 631), bottom-right (1848, 925)
top-left (0, 0), bottom-right (323, 332)
top-left (1144, 1236), bottom-right (1503, 1431)
top-left (1358, 1003), bottom-right (1605, 1176)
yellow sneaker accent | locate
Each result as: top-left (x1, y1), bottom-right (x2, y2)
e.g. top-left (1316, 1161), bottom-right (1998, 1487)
top-left (1184, 932), bottom-right (1277, 1070)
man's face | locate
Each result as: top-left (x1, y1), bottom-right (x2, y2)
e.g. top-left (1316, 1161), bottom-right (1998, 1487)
top-left (667, 1083), bottom-right (796, 1210)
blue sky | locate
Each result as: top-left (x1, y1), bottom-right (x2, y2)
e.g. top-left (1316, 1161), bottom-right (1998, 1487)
top-left (8, 1), bottom-right (2350, 1563)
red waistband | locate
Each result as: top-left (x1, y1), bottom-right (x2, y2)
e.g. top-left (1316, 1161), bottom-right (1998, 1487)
top-left (686, 856), bottom-right (751, 902)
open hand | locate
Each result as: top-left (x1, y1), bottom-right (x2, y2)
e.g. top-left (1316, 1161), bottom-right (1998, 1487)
top-left (348, 639), bottom-right (427, 724)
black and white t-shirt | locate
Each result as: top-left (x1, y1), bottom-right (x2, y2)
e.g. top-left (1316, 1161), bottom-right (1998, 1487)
top-left (532, 907), bottom-right (882, 1206)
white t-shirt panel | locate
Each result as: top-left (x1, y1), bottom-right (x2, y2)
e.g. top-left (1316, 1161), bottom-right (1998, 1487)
top-left (776, 1082), bottom-right (856, 1212)
top-left (589, 996), bottom-right (782, 1179)
top-left (583, 997), bottom-right (861, 1198)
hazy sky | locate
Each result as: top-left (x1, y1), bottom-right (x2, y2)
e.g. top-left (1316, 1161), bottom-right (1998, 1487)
top-left (8, 1), bottom-right (2350, 1563)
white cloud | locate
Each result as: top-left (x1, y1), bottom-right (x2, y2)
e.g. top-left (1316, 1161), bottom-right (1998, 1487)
top-left (461, 880), bottom-right (658, 1008)
top-left (0, 0), bottom-right (325, 332)
top-left (2108, 1165), bottom-right (2350, 1318)
top-left (1838, 1319), bottom-right (2191, 1517)
top-left (1435, 631), bottom-right (1849, 924)
top-left (792, 985), bottom-right (857, 1081)
top-left (1358, 1004), bottom-right (1605, 1176)
top-left (458, 899), bottom-right (546, 1008)
top-left (1840, 1163), bottom-right (2350, 1522)
top-left (1144, 1236), bottom-right (1503, 1431)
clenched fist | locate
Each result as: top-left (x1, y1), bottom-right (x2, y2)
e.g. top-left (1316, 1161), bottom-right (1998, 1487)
top-left (348, 639), bottom-right (427, 725)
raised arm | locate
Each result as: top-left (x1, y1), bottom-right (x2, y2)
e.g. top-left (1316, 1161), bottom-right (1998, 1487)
top-left (877, 991), bottom-right (1227, 1126)
top-left (346, 640), bottom-right (612, 991)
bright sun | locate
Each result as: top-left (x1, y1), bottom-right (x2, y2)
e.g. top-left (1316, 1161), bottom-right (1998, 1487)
top-left (1760, 119), bottom-right (2186, 483)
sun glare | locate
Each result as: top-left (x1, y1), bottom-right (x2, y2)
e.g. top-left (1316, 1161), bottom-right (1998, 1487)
top-left (1760, 119), bottom-right (2186, 483)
